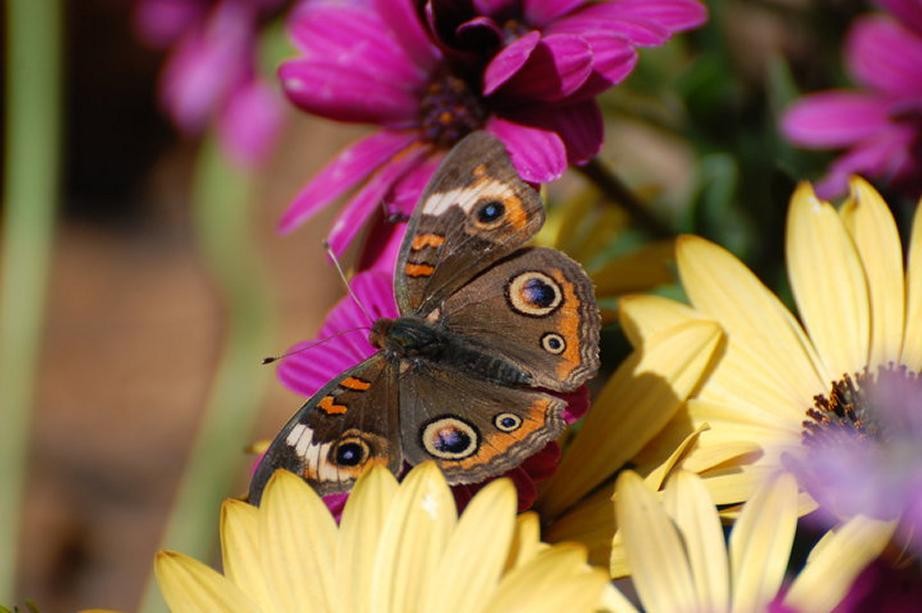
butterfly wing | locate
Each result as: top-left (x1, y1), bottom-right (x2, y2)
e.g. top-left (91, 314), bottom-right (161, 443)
top-left (248, 354), bottom-right (400, 503)
top-left (438, 247), bottom-right (601, 392)
top-left (398, 362), bottom-right (567, 484)
top-left (395, 131), bottom-right (545, 316)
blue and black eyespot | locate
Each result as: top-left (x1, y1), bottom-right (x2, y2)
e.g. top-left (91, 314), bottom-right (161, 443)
top-left (477, 200), bottom-right (505, 224)
top-left (333, 438), bottom-right (368, 466)
top-left (494, 412), bottom-right (522, 432)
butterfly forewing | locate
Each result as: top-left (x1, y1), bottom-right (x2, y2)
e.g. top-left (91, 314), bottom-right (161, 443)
top-left (395, 132), bottom-right (545, 316)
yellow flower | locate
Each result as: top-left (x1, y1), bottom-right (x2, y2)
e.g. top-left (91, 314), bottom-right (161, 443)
top-left (154, 462), bottom-right (615, 613)
top-left (614, 470), bottom-right (892, 613)
top-left (618, 178), bottom-right (922, 516)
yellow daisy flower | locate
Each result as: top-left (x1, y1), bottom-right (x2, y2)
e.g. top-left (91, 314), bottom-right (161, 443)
top-left (614, 469), bottom-right (892, 613)
top-left (154, 462), bottom-right (616, 613)
top-left (617, 177), bottom-right (922, 518)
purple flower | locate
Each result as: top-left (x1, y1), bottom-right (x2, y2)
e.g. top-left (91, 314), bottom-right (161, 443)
top-left (134, 0), bottom-right (285, 167)
top-left (276, 270), bottom-right (590, 511)
top-left (786, 365), bottom-right (922, 555)
top-left (278, 0), bottom-right (707, 258)
top-left (782, 0), bottom-right (922, 198)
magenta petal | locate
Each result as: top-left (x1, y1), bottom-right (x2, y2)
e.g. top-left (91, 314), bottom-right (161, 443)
top-left (582, 0), bottom-right (708, 34)
top-left (877, 0), bottom-right (922, 36)
top-left (373, 0), bottom-right (440, 72)
top-left (560, 385), bottom-right (590, 422)
top-left (847, 16), bottom-right (922, 97)
top-left (569, 31), bottom-right (637, 99)
top-left (487, 115), bottom-right (567, 182)
top-left (280, 60), bottom-right (421, 127)
top-left (523, 0), bottom-right (587, 26)
top-left (814, 128), bottom-right (915, 198)
top-left (781, 92), bottom-right (891, 148)
top-left (549, 10), bottom-right (670, 46)
top-left (520, 442), bottom-right (562, 481)
top-left (496, 34), bottom-right (593, 101)
top-left (288, 5), bottom-right (425, 84)
top-left (504, 101), bottom-right (603, 164)
top-left (133, 0), bottom-right (207, 48)
top-left (483, 31), bottom-right (542, 95)
top-left (327, 146), bottom-right (431, 256)
top-left (279, 130), bottom-right (418, 233)
top-left (218, 79), bottom-right (284, 168)
top-left (387, 155), bottom-right (442, 215)
top-left (277, 271), bottom-right (396, 397)
top-left (473, 0), bottom-right (519, 13)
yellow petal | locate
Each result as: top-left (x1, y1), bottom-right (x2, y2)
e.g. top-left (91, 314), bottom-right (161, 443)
top-left (486, 545), bottom-right (608, 613)
top-left (618, 294), bottom-right (701, 348)
top-left (599, 584), bottom-right (640, 613)
top-left (154, 550), bottom-right (257, 613)
top-left (505, 512), bottom-right (544, 571)
top-left (370, 462), bottom-right (456, 613)
top-left (592, 241), bottom-right (675, 296)
top-left (662, 471), bottom-right (729, 611)
top-left (841, 178), bottom-right (905, 366)
top-left (728, 472), bottom-right (797, 613)
top-left (422, 478), bottom-right (517, 613)
top-left (544, 485), bottom-right (615, 567)
top-left (787, 183), bottom-right (870, 378)
top-left (258, 470), bottom-right (338, 613)
top-left (615, 471), bottom-right (697, 612)
top-left (784, 516), bottom-right (895, 613)
top-left (635, 422), bottom-right (708, 489)
top-left (903, 201), bottom-right (922, 370)
top-left (677, 234), bottom-right (828, 407)
top-left (336, 466), bottom-right (399, 613)
top-left (540, 320), bottom-right (723, 518)
top-left (220, 500), bottom-right (271, 609)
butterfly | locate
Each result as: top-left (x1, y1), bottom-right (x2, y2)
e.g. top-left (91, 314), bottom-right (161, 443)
top-left (249, 131), bottom-right (601, 503)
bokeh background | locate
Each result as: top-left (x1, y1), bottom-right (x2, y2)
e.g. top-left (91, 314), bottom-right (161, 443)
top-left (2, 0), bottom-right (907, 610)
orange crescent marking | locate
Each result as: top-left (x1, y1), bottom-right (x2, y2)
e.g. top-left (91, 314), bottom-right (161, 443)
top-left (317, 395), bottom-right (348, 415)
top-left (405, 262), bottom-right (435, 277)
top-left (341, 376), bottom-right (371, 391)
top-left (411, 233), bottom-right (446, 251)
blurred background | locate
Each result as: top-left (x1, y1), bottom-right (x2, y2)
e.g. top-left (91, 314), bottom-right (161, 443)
top-left (1, 0), bottom-right (904, 610)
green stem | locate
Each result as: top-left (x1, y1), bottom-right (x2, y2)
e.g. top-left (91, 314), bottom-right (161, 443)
top-left (138, 140), bottom-right (274, 612)
top-left (0, 0), bottom-right (62, 602)
top-left (578, 158), bottom-right (673, 239)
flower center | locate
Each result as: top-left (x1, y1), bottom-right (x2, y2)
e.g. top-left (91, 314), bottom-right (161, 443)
top-left (419, 73), bottom-right (487, 148)
top-left (802, 363), bottom-right (921, 448)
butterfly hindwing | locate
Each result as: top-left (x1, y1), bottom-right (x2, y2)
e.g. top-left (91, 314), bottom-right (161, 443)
top-left (439, 247), bottom-right (601, 392)
top-left (397, 362), bottom-right (567, 484)
top-left (395, 132), bottom-right (545, 316)
top-left (248, 355), bottom-right (401, 503)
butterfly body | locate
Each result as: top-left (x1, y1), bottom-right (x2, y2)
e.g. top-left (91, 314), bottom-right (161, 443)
top-left (371, 316), bottom-right (534, 386)
top-left (250, 132), bottom-right (601, 504)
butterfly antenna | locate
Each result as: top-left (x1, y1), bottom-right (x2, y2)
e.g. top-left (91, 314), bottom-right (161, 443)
top-left (261, 326), bottom-right (371, 364)
top-left (323, 240), bottom-right (376, 326)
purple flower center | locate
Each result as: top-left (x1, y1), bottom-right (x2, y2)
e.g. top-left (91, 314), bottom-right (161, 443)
top-left (419, 73), bottom-right (487, 147)
top-left (802, 363), bottom-right (922, 447)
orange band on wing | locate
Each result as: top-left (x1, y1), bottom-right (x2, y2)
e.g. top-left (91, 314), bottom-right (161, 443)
top-left (341, 376), bottom-right (371, 391)
top-left (410, 233), bottom-right (445, 250)
top-left (317, 395), bottom-right (348, 415)
top-left (405, 262), bottom-right (435, 278)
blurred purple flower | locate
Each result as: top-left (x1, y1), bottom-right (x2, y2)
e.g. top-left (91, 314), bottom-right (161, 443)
top-left (782, 0), bottom-right (922, 198)
top-left (786, 365), bottom-right (922, 554)
top-left (134, 0), bottom-right (285, 167)
top-left (278, 0), bottom-right (707, 258)
top-left (276, 270), bottom-right (590, 511)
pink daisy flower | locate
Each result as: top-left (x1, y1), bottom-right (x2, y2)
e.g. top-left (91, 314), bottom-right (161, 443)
top-left (278, 0), bottom-right (707, 258)
top-left (134, 0), bottom-right (285, 167)
top-left (276, 270), bottom-right (590, 512)
top-left (782, 0), bottom-right (922, 198)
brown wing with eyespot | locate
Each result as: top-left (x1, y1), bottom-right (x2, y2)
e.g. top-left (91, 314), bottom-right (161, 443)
top-left (438, 247), bottom-right (601, 392)
top-left (395, 131), bottom-right (545, 316)
top-left (248, 355), bottom-right (401, 503)
top-left (397, 362), bottom-right (566, 484)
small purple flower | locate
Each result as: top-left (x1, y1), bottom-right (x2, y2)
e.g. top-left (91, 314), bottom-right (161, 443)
top-left (278, 0), bottom-right (707, 259)
top-left (134, 0), bottom-right (285, 167)
top-left (276, 270), bottom-right (590, 511)
top-left (782, 0), bottom-right (922, 198)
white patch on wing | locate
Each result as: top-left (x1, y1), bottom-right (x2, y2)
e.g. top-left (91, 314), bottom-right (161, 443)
top-left (422, 180), bottom-right (510, 216)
